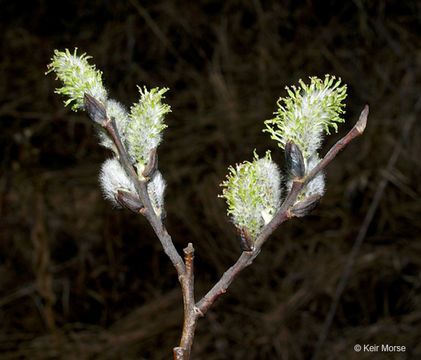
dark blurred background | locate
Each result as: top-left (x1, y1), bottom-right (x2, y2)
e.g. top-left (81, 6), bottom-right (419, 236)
top-left (1, 1), bottom-right (420, 359)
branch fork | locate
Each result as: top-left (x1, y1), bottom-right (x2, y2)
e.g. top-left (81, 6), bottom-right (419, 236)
top-left (84, 93), bottom-right (368, 360)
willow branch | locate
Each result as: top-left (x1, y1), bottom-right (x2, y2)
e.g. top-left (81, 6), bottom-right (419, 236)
top-left (254, 104), bottom-right (369, 250)
top-left (84, 93), bottom-right (368, 360)
top-left (197, 105), bottom-right (369, 316)
top-left (84, 93), bottom-right (185, 276)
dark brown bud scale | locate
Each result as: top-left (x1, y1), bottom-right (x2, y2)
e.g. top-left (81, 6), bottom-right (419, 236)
top-left (236, 226), bottom-right (254, 251)
top-left (84, 93), bottom-right (107, 125)
top-left (115, 190), bottom-right (144, 213)
top-left (285, 140), bottom-right (305, 178)
top-left (142, 147), bottom-right (159, 178)
top-left (290, 195), bottom-right (321, 217)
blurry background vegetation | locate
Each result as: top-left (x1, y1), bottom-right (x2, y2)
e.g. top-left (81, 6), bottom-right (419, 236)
top-left (1, 1), bottom-right (420, 359)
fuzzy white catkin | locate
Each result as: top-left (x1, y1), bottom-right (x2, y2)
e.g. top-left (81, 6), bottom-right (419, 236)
top-left (291, 89), bottom-right (333, 157)
top-left (97, 99), bottom-right (130, 150)
top-left (127, 87), bottom-right (170, 168)
top-left (100, 158), bottom-right (137, 206)
top-left (286, 155), bottom-right (325, 199)
top-left (147, 171), bottom-right (166, 215)
top-left (265, 75), bottom-right (347, 160)
top-left (303, 155), bottom-right (325, 197)
top-left (222, 153), bottom-right (282, 238)
top-left (254, 157), bottom-right (282, 224)
top-left (106, 99), bottom-right (130, 134)
top-left (48, 49), bottom-right (108, 111)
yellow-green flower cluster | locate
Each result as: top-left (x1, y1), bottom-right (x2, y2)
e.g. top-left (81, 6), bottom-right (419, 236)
top-left (127, 87), bottom-right (171, 172)
top-left (264, 75), bottom-right (347, 158)
top-left (47, 49), bottom-right (170, 168)
top-left (46, 49), bottom-right (107, 111)
top-left (47, 48), bottom-right (170, 215)
top-left (220, 151), bottom-right (281, 239)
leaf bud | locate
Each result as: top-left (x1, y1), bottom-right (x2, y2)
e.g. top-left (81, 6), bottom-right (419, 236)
top-left (290, 195), bottom-right (321, 217)
top-left (84, 93), bottom-right (107, 125)
top-left (115, 190), bottom-right (144, 213)
top-left (236, 226), bottom-right (254, 251)
top-left (142, 147), bottom-right (158, 178)
top-left (285, 140), bottom-right (305, 178)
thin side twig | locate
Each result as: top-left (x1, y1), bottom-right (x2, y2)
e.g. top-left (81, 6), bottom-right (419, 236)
top-left (196, 250), bottom-right (257, 315)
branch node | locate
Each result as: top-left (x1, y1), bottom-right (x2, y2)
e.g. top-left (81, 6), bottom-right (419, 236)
top-left (104, 117), bottom-right (112, 128)
top-left (286, 209), bottom-right (294, 219)
top-left (193, 306), bottom-right (204, 318)
top-left (142, 147), bottom-right (159, 178)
